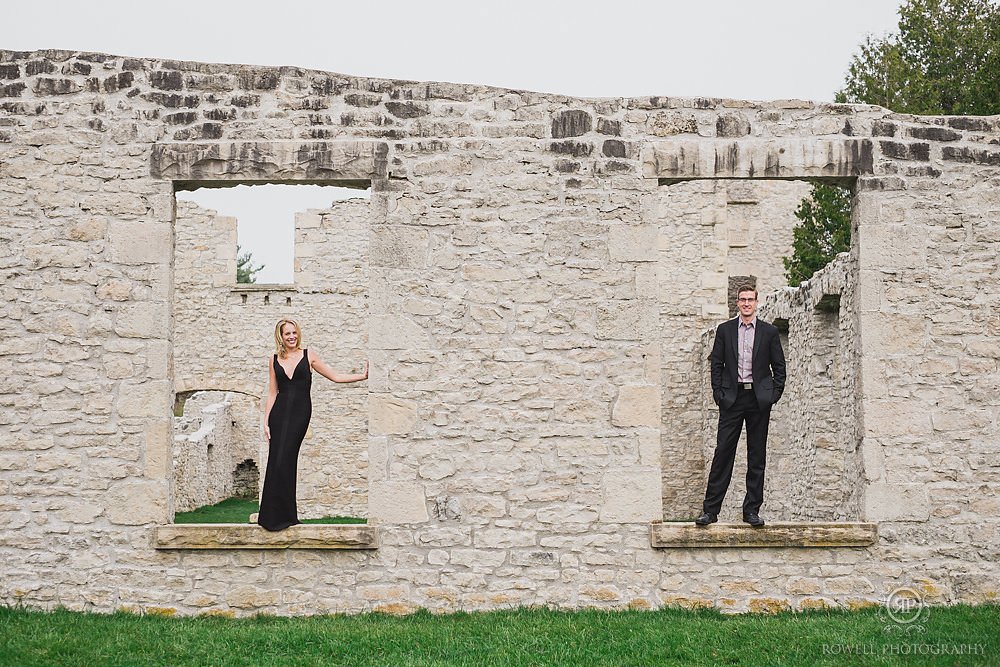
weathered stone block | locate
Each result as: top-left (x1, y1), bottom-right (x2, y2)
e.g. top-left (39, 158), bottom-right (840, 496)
top-left (611, 385), bottom-right (660, 428)
top-left (115, 302), bottom-right (169, 339)
top-left (608, 225), bottom-right (658, 262)
top-left (369, 481), bottom-right (428, 523)
top-left (551, 110), bottom-right (592, 138)
top-left (154, 524), bottom-right (378, 549)
top-left (116, 380), bottom-right (170, 418)
top-left (643, 138), bottom-right (873, 180)
top-left (863, 483), bottom-right (930, 521)
top-left (596, 302), bottom-right (656, 340)
top-left (369, 394), bottom-right (417, 435)
top-left (150, 71), bottom-right (183, 90)
top-left (370, 226), bottom-right (429, 268)
top-left (33, 78), bottom-right (80, 95)
top-left (385, 101), bottom-right (429, 119)
top-left (600, 470), bottom-right (661, 522)
top-left (151, 140), bottom-right (389, 182)
top-left (880, 140), bottom-right (930, 161)
top-left (369, 315), bottom-right (431, 350)
top-left (908, 126), bottom-right (960, 142)
top-left (650, 522), bottom-right (878, 547)
top-left (108, 221), bottom-right (172, 265)
top-left (716, 114), bottom-right (750, 137)
top-left (106, 480), bottom-right (169, 524)
top-left (941, 145), bottom-right (1000, 166)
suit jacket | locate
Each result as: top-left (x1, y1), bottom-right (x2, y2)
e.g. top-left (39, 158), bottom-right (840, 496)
top-left (710, 316), bottom-right (786, 411)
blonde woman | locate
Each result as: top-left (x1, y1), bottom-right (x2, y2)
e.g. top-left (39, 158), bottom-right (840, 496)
top-left (259, 318), bottom-right (368, 531)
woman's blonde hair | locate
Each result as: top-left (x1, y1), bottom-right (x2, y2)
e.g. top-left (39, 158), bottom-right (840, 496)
top-left (274, 318), bottom-right (303, 359)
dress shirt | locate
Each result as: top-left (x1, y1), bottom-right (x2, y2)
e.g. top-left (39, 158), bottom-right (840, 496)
top-left (737, 317), bottom-right (756, 383)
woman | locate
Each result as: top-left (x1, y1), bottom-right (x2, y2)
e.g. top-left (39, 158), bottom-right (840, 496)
top-left (259, 318), bottom-right (368, 531)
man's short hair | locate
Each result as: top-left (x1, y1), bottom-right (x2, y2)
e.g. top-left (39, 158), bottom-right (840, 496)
top-left (737, 285), bottom-right (758, 299)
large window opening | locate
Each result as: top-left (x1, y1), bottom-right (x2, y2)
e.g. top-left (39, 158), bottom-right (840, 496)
top-left (171, 181), bottom-right (372, 525)
top-left (653, 177), bottom-right (861, 524)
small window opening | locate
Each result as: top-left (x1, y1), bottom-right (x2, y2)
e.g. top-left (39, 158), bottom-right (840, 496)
top-left (175, 183), bottom-right (369, 285)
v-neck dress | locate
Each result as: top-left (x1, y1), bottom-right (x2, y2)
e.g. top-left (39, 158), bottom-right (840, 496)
top-left (258, 349), bottom-right (312, 531)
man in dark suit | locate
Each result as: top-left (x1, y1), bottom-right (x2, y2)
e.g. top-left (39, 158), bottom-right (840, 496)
top-left (695, 285), bottom-right (786, 528)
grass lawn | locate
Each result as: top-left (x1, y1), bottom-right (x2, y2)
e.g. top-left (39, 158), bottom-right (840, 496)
top-left (0, 604), bottom-right (995, 666)
top-left (173, 497), bottom-right (366, 524)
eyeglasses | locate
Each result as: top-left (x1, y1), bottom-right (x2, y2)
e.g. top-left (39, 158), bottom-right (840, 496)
top-left (737, 297), bottom-right (756, 303)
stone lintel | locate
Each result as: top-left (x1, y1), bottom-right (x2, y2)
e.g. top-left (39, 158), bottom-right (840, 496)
top-left (151, 140), bottom-right (389, 185)
top-left (153, 523), bottom-right (378, 550)
top-left (643, 138), bottom-right (873, 182)
top-left (649, 521), bottom-right (877, 548)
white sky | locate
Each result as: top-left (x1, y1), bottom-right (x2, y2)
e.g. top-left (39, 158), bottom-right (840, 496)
top-left (8, 0), bottom-right (903, 282)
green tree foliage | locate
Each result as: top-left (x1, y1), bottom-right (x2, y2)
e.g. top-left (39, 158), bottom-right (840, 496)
top-left (783, 184), bottom-right (853, 287)
top-left (786, 0), bottom-right (1000, 286)
top-left (236, 244), bottom-right (264, 284)
top-left (840, 0), bottom-right (1000, 115)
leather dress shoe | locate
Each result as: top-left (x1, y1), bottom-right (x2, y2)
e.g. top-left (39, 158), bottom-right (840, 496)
top-left (694, 512), bottom-right (718, 526)
top-left (743, 513), bottom-right (765, 527)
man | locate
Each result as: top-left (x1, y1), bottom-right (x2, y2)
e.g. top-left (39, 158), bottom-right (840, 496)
top-left (695, 285), bottom-right (786, 528)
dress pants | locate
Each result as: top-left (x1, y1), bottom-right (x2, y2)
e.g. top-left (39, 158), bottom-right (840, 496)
top-left (703, 386), bottom-right (770, 516)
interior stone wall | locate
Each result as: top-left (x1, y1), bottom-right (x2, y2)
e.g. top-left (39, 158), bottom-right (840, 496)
top-left (1, 48), bottom-right (998, 616)
top-left (758, 253), bottom-right (864, 522)
top-left (173, 391), bottom-right (260, 513)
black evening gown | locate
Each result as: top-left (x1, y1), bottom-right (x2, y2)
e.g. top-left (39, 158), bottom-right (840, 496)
top-left (258, 349), bottom-right (312, 531)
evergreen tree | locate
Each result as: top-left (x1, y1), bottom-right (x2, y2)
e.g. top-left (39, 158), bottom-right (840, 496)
top-left (785, 0), bottom-right (1000, 285)
top-left (236, 245), bottom-right (265, 284)
top-left (783, 183), bottom-right (853, 287)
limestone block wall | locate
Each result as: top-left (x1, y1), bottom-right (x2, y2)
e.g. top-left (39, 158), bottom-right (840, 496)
top-left (173, 199), bottom-right (369, 517)
top-left (1, 48), bottom-right (999, 615)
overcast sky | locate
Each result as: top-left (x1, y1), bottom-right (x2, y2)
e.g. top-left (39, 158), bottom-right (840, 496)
top-left (8, 0), bottom-right (903, 282)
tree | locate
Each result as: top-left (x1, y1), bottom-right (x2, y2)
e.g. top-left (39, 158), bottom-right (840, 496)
top-left (840, 0), bottom-right (1000, 115)
top-left (783, 183), bottom-right (853, 287)
top-left (784, 0), bottom-right (1000, 285)
top-left (236, 245), bottom-right (265, 284)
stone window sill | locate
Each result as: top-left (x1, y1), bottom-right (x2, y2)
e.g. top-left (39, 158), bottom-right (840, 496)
top-left (230, 284), bottom-right (297, 293)
top-left (650, 521), bottom-right (876, 548)
top-left (153, 524), bottom-right (378, 550)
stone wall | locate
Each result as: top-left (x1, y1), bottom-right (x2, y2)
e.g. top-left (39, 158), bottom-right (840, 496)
top-left (173, 391), bottom-right (259, 513)
top-left (1, 48), bottom-right (998, 615)
top-left (758, 253), bottom-right (864, 521)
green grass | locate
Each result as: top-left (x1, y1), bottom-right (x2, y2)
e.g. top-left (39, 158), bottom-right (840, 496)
top-left (0, 604), bottom-right (996, 666)
top-left (173, 497), bottom-right (366, 524)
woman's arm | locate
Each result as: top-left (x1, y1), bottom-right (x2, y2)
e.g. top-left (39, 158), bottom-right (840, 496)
top-left (264, 356), bottom-right (277, 441)
top-left (310, 350), bottom-right (369, 383)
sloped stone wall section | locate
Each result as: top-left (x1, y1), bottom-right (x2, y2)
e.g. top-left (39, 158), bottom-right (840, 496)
top-left (1, 48), bottom-right (999, 615)
top-left (758, 254), bottom-right (864, 521)
top-left (173, 391), bottom-right (258, 513)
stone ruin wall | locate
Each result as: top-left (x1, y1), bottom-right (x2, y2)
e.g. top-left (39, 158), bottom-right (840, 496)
top-left (173, 199), bottom-right (370, 517)
top-left (173, 390), bottom-right (259, 512)
top-left (759, 252), bottom-right (865, 522)
top-left (175, 181), bottom-right (811, 521)
top-left (1, 48), bottom-right (998, 615)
